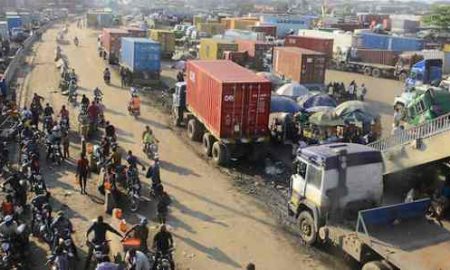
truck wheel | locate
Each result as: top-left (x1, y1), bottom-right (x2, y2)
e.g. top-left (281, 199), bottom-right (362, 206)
top-left (212, 142), bottom-right (229, 166)
top-left (362, 261), bottom-right (392, 270)
top-left (398, 72), bottom-right (408, 82)
top-left (187, 119), bottom-right (202, 141)
top-left (372, 68), bottom-right (381, 78)
top-left (363, 67), bottom-right (372, 76)
top-left (298, 211), bottom-right (317, 245)
top-left (202, 133), bottom-right (214, 157)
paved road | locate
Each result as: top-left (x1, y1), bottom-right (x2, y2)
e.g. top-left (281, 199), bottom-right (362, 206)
top-left (326, 70), bottom-right (404, 137)
top-left (22, 24), bottom-right (344, 270)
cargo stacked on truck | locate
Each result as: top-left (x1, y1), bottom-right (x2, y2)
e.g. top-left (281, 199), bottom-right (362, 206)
top-left (100, 28), bottom-right (130, 64)
top-left (288, 143), bottom-right (450, 270)
top-left (172, 60), bottom-right (272, 165)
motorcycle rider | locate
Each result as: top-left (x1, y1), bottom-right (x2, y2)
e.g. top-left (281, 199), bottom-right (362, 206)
top-left (94, 87), bottom-right (103, 101)
top-left (130, 87), bottom-right (138, 97)
top-left (122, 218), bottom-right (149, 253)
top-left (157, 186), bottom-right (171, 224)
top-left (152, 224), bottom-right (175, 270)
top-left (1, 195), bottom-right (14, 217)
top-left (59, 105), bottom-right (70, 126)
top-left (101, 136), bottom-right (111, 158)
top-left (125, 248), bottom-right (151, 270)
top-left (0, 215), bottom-right (18, 238)
top-left (142, 127), bottom-right (159, 152)
top-left (43, 103), bottom-right (54, 117)
top-left (30, 153), bottom-right (40, 174)
top-left (128, 94), bottom-right (141, 114)
top-left (21, 106), bottom-right (32, 121)
top-left (81, 94), bottom-right (90, 110)
top-left (87, 101), bottom-right (100, 126)
top-left (31, 93), bottom-right (44, 108)
top-left (74, 36), bottom-right (79, 46)
top-left (46, 127), bottom-right (63, 161)
top-left (31, 193), bottom-right (51, 236)
top-left (68, 79), bottom-right (77, 101)
top-left (50, 211), bottom-right (78, 258)
top-left (3, 175), bottom-right (27, 211)
top-left (126, 150), bottom-right (145, 171)
top-left (147, 158), bottom-right (161, 196)
top-left (85, 215), bottom-right (122, 270)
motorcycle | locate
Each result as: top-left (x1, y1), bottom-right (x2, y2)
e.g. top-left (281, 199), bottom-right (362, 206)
top-left (90, 240), bottom-right (110, 265)
top-left (60, 117), bottom-right (69, 133)
top-left (128, 105), bottom-right (140, 119)
top-left (68, 91), bottom-right (77, 105)
top-left (46, 252), bottom-right (70, 270)
top-left (53, 229), bottom-right (76, 261)
top-left (145, 143), bottom-right (159, 160)
top-left (127, 169), bottom-right (141, 212)
top-left (152, 248), bottom-right (175, 270)
top-left (103, 73), bottom-right (111, 85)
top-left (43, 115), bottom-right (53, 132)
top-left (32, 208), bottom-right (53, 245)
top-left (0, 231), bottom-right (29, 269)
top-left (47, 143), bottom-right (62, 165)
top-left (29, 173), bottom-right (49, 196)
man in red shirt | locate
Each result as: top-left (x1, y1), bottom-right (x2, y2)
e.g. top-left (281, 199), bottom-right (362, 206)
top-left (76, 153), bottom-right (90, 194)
top-left (87, 101), bottom-right (99, 125)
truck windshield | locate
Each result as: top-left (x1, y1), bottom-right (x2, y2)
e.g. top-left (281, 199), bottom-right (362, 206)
top-left (294, 159), bottom-right (307, 178)
top-left (307, 165), bottom-right (323, 189)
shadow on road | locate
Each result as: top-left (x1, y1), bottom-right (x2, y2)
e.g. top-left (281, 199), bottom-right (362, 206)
top-left (174, 233), bottom-right (241, 268)
top-left (171, 198), bottom-right (228, 228)
top-left (160, 160), bottom-right (201, 177)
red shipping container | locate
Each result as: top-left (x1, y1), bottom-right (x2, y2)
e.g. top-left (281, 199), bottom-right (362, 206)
top-left (101, 28), bottom-right (130, 55)
top-left (186, 60), bottom-right (272, 140)
top-left (123, 27), bottom-right (147, 38)
top-left (354, 49), bottom-right (400, 66)
top-left (251, 25), bottom-right (277, 37)
top-left (223, 51), bottom-right (248, 66)
top-left (273, 47), bottom-right (326, 84)
top-left (284, 35), bottom-right (334, 58)
top-left (235, 39), bottom-right (272, 58)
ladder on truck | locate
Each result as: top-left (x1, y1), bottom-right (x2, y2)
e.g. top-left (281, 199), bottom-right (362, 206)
top-left (369, 112), bottom-right (450, 175)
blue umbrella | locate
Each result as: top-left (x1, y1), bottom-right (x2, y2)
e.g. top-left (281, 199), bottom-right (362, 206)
top-left (271, 96), bottom-right (301, 113)
top-left (298, 94), bottom-right (337, 110)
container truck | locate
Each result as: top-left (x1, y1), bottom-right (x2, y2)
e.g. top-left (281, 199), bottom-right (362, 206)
top-left (101, 28), bottom-right (130, 64)
top-left (171, 60), bottom-right (272, 165)
top-left (120, 38), bottom-right (161, 84)
top-left (284, 35), bottom-right (334, 59)
top-left (272, 47), bottom-right (326, 86)
top-left (6, 16), bottom-right (22, 32)
top-left (355, 32), bottom-right (424, 51)
top-left (333, 48), bottom-right (440, 81)
top-left (288, 143), bottom-right (450, 270)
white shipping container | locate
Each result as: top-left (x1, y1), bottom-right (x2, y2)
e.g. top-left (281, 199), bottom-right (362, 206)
top-left (297, 29), bottom-right (354, 53)
top-left (0, 22), bottom-right (9, 40)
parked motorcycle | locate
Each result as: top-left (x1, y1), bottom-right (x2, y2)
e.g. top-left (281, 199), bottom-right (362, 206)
top-left (46, 252), bottom-right (70, 270)
top-left (127, 169), bottom-right (141, 212)
top-left (0, 225), bottom-right (30, 269)
top-left (47, 143), bottom-right (62, 165)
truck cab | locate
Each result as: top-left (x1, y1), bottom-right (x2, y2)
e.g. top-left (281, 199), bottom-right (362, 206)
top-left (172, 82), bottom-right (187, 126)
top-left (288, 143), bottom-right (383, 244)
top-left (394, 52), bottom-right (424, 82)
top-left (405, 87), bottom-right (450, 126)
top-left (408, 58), bottom-right (443, 86)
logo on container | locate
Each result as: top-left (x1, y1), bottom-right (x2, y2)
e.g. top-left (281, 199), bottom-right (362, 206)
top-left (189, 72), bottom-right (195, 82)
top-left (224, 95), bottom-right (235, 102)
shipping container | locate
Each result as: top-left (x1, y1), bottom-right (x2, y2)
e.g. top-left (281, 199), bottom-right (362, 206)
top-left (298, 29), bottom-right (354, 53)
top-left (97, 13), bottom-right (114, 28)
top-left (0, 22), bottom-right (9, 40)
top-left (124, 27), bottom-right (147, 38)
top-left (148, 29), bottom-right (175, 57)
top-left (86, 13), bottom-right (98, 27)
top-left (198, 23), bottom-right (225, 36)
top-left (350, 49), bottom-right (400, 66)
top-left (223, 29), bottom-right (265, 41)
top-left (186, 60), bottom-right (271, 141)
top-left (101, 28), bottom-right (130, 64)
top-left (231, 18), bottom-right (258, 30)
top-left (391, 18), bottom-right (419, 33)
top-left (120, 38), bottom-right (161, 72)
top-left (260, 16), bottom-right (312, 38)
top-left (193, 15), bottom-right (206, 28)
top-left (251, 25), bottom-right (277, 37)
top-left (285, 35), bottom-right (334, 58)
top-left (273, 47), bottom-right (326, 84)
top-left (235, 39), bottom-right (273, 70)
top-left (356, 32), bottom-right (424, 51)
top-left (199, 38), bottom-right (238, 60)
top-left (6, 16), bottom-right (22, 31)
top-left (223, 51), bottom-right (248, 66)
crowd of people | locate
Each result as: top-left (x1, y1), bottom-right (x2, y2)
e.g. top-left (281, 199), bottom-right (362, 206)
top-left (326, 80), bottom-right (368, 102)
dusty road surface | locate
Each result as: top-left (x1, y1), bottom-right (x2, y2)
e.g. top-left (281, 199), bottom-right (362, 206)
top-left (20, 24), bottom-right (347, 269)
top-left (326, 70), bottom-right (404, 137)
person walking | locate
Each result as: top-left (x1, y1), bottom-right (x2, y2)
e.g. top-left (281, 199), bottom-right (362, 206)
top-left (359, 83), bottom-right (367, 101)
top-left (76, 153), bottom-right (90, 194)
top-left (120, 67), bottom-right (127, 88)
top-left (61, 132), bottom-right (70, 159)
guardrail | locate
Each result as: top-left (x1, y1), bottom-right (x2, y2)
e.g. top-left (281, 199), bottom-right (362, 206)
top-left (369, 112), bottom-right (450, 152)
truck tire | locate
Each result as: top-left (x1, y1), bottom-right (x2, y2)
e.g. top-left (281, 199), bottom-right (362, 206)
top-left (372, 68), bottom-right (381, 78)
top-left (187, 118), bottom-right (202, 141)
top-left (362, 261), bottom-right (393, 270)
top-left (298, 211), bottom-right (317, 245)
top-left (363, 67), bottom-right (372, 76)
top-left (212, 142), bottom-right (229, 166)
top-left (202, 133), bottom-right (214, 157)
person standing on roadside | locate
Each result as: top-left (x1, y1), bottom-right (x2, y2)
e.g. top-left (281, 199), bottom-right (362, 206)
top-left (120, 67), bottom-right (127, 88)
top-left (76, 153), bottom-right (90, 194)
top-left (61, 131), bottom-right (70, 159)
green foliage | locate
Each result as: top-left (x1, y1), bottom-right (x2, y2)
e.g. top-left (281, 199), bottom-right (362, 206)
top-left (423, 4), bottom-right (450, 29)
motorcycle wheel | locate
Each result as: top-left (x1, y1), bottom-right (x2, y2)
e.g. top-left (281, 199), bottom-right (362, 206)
top-left (129, 197), bottom-right (139, 212)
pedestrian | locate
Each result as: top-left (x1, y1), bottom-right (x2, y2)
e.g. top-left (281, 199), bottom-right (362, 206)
top-left (126, 69), bottom-right (133, 86)
top-left (61, 132), bottom-right (70, 159)
top-left (393, 107), bottom-right (402, 127)
top-left (76, 153), bottom-right (90, 194)
top-left (359, 83), bottom-right (367, 101)
top-left (348, 80), bottom-right (356, 100)
top-left (120, 67), bottom-right (127, 88)
top-left (246, 263), bottom-right (256, 270)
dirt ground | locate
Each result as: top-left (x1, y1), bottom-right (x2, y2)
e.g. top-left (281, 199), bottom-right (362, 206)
top-left (18, 23), bottom-right (352, 270)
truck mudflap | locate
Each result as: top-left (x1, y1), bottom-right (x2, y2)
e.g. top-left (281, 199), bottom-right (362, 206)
top-left (356, 199), bottom-right (450, 270)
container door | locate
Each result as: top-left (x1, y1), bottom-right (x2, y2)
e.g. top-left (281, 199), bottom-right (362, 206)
top-left (244, 84), bottom-right (270, 138)
top-left (302, 55), bottom-right (326, 83)
top-left (221, 84), bottom-right (245, 138)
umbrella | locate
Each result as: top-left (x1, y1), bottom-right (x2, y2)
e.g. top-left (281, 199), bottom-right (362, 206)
top-left (305, 106), bottom-right (335, 113)
top-left (276, 83), bottom-right (309, 98)
top-left (309, 111), bottom-right (345, 126)
top-left (270, 96), bottom-right (301, 114)
top-left (334, 101), bottom-right (378, 123)
top-left (335, 100), bottom-right (376, 116)
top-left (298, 94), bottom-right (337, 109)
top-left (256, 72), bottom-right (284, 86)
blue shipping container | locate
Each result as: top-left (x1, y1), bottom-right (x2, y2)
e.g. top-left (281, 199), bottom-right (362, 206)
top-left (120, 38), bottom-right (161, 72)
top-left (357, 32), bottom-right (423, 51)
top-left (6, 16), bottom-right (22, 31)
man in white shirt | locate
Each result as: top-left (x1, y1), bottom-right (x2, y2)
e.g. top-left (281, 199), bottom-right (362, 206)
top-left (125, 249), bottom-right (151, 270)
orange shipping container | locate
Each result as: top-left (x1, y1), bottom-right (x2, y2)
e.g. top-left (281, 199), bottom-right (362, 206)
top-left (273, 47), bottom-right (326, 84)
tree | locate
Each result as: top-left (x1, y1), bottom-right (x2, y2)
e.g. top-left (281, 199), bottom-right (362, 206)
top-left (423, 4), bottom-right (450, 29)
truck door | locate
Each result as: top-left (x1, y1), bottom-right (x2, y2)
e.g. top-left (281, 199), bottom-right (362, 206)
top-left (304, 164), bottom-right (323, 206)
top-left (290, 159), bottom-right (308, 205)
